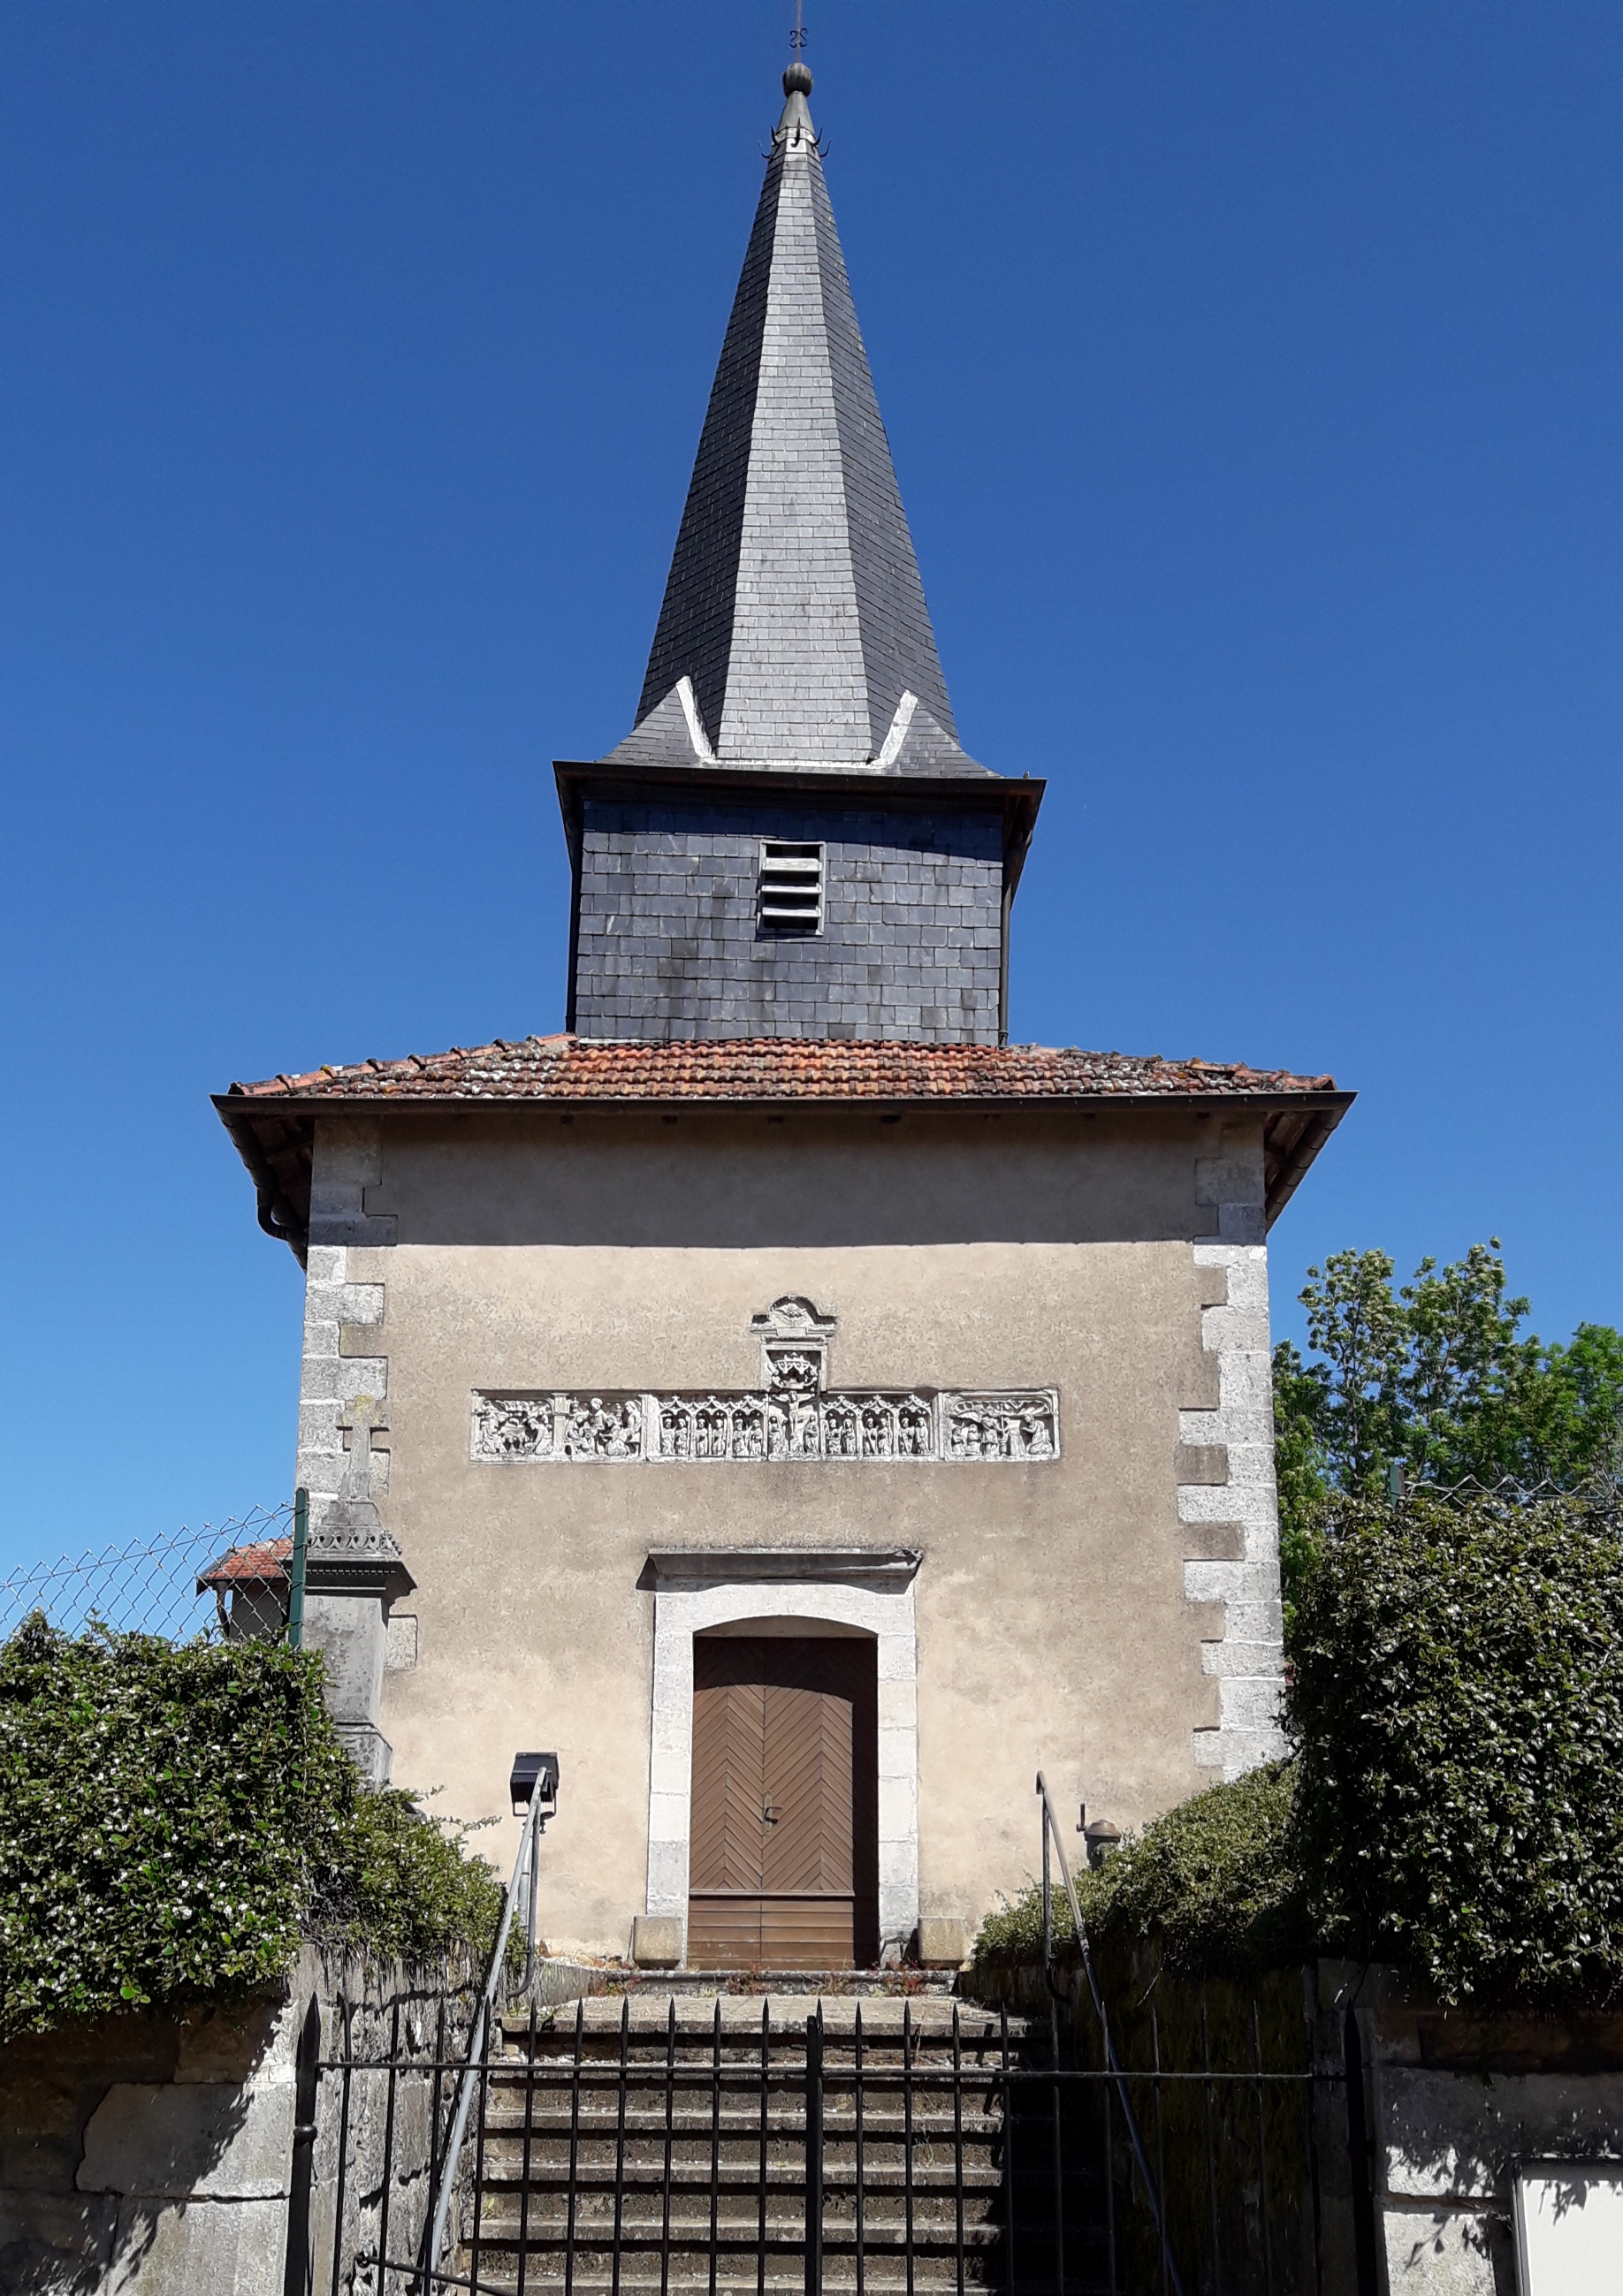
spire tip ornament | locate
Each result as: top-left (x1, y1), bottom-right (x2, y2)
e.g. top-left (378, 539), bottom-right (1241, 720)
top-left (783, 59), bottom-right (812, 99)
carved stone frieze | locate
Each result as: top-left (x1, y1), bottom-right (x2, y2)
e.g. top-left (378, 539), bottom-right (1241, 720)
top-left (469, 1294), bottom-right (1058, 1466)
top-left (471, 1385), bottom-right (1057, 1465)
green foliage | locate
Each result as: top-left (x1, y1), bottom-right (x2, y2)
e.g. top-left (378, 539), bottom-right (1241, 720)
top-left (1290, 1488), bottom-right (1623, 2006)
top-left (973, 1765), bottom-right (1309, 1980)
top-left (1273, 1241), bottom-right (1623, 1616)
top-left (1299, 1248), bottom-right (1409, 1492)
top-left (310, 1781), bottom-right (504, 1969)
top-left (1270, 1341), bottom-right (1331, 1631)
top-left (0, 1620), bottom-right (502, 2036)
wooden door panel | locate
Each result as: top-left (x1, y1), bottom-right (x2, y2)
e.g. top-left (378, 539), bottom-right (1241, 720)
top-left (760, 1896), bottom-right (855, 1969)
top-left (690, 1662), bottom-right (766, 1892)
top-left (688, 1635), bottom-right (877, 1968)
top-left (762, 1681), bottom-right (854, 1895)
top-left (687, 1895), bottom-right (764, 1970)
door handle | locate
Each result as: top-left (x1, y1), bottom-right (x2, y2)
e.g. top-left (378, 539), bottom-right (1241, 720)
top-left (761, 1803), bottom-right (781, 1825)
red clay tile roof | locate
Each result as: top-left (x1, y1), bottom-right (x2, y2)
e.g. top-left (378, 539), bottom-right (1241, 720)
top-left (197, 1538), bottom-right (292, 1591)
top-left (227, 1035), bottom-right (1337, 1106)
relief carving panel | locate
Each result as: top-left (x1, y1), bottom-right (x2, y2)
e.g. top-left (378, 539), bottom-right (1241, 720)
top-left (472, 1385), bottom-right (1057, 1466)
top-left (469, 1296), bottom-right (1059, 1466)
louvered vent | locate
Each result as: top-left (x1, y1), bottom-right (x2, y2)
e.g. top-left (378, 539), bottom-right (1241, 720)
top-left (758, 841), bottom-right (824, 934)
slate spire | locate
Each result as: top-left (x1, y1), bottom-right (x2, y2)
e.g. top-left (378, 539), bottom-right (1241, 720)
top-left (618, 63), bottom-right (979, 775)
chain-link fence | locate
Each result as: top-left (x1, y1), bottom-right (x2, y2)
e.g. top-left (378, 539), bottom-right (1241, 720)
top-left (0, 1501), bottom-right (300, 1646)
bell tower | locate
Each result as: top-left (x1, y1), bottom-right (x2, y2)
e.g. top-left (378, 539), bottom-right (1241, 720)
top-left (555, 62), bottom-right (1042, 1045)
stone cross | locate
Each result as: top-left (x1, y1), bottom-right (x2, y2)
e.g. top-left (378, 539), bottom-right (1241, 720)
top-left (338, 1394), bottom-right (390, 1501)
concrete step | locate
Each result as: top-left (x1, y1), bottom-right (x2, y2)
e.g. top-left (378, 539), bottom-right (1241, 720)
top-left (458, 2271), bottom-right (1006, 2294)
top-left (474, 2164), bottom-right (1004, 2195)
top-left (575, 1972), bottom-right (961, 2000)
top-left (465, 1991), bottom-right (1048, 2294)
top-left (501, 1998), bottom-right (1029, 2043)
top-left (472, 2202), bottom-right (1002, 2241)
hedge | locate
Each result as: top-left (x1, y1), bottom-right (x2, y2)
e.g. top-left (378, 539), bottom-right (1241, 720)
top-left (1292, 1486), bottom-right (1623, 2005)
top-left (0, 1618), bottom-right (503, 2037)
top-left (974, 1762), bottom-right (1308, 1978)
top-left (976, 1487), bottom-right (1623, 2009)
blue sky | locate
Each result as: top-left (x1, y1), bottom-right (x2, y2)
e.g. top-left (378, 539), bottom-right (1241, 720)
top-left (2, 2), bottom-right (1619, 1567)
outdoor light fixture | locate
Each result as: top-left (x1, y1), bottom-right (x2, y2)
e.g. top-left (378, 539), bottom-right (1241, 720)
top-left (510, 1751), bottom-right (560, 1822)
top-left (1075, 1802), bottom-right (1123, 1870)
top-left (1084, 1819), bottom-right (1123, 1871)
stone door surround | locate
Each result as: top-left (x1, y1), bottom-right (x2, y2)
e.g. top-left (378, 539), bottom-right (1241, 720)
top-left (643, 1548), bottom-right (920, 1965)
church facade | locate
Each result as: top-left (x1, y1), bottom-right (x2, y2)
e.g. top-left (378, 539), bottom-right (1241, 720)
top-left (217, 63), bottom-right (1349, 1969)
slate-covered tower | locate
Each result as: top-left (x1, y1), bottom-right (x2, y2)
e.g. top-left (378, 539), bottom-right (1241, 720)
top-left (558, 63), bottom-right (1041, 1045)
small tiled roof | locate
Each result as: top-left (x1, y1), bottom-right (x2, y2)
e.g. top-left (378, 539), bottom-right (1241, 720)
top-left (227, 1035), bottom-right (1337, 1106)
top-left (198, 1538), bottom-right (292, 1593)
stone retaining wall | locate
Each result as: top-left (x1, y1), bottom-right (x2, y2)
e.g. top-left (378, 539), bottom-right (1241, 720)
top-left (0, 1948), bottom-right (484, 2294)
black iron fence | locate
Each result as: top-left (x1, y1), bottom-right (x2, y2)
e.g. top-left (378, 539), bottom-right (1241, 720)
top-left (302, 1987), bottom-right (1345, 2296)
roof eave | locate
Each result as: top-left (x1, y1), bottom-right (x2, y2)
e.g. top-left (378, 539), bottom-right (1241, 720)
top-left (553, 757), bottom-right (1044, 856)
top-left (217, 1084), bottom-right (1352, 1249)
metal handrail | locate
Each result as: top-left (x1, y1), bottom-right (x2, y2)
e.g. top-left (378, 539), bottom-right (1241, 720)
top-left (420, 1788), bottom-right (549, 2285)
top-left (1035, 1769), bottom-right (1187, 2296)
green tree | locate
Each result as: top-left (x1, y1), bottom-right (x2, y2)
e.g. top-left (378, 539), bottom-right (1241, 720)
top-left (1299, 1249), bottom-right (1408, 1492)
top-left (1273, 1241), bottom-right (1623, 1619)
top-left (1271, 1340), bottom-right (1330, 1623)
top-left (1399, 1242), bottom-right (1531, 1482)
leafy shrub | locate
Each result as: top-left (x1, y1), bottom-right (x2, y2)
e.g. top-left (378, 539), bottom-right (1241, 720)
top-left (0, 1620), bottom-right (502, 2036)
top-left (1291, 1489), bottom-right (1623, 2005)
top-left (973, 1763), bottom-right (1309, 1979)
top-left (312, 1777), bottom-right (504, 1966)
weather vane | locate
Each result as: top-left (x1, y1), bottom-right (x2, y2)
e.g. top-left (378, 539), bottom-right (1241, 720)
top-left (790, 1), bottom-right (808, 54)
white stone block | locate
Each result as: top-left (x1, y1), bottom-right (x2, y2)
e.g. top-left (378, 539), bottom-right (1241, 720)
top-left (1381, 2207), bottom-right (1499, 2292)
top-left (1219, 1677), bottom-right (1287, 1733)
top-left (1177, 1486), bottom-right (1244, 1524)
top-left (1202, 1638), bottom-right (1284, 1679)
top-left (877, 1677), bottom-right (918, 1731)
top-left (645, 1840), bottom-right (687, 1918)
top-left (647, 1745), bottom-right (689, 1799)
top-left (647, 1790), bottom-right (689, 1847)
top-left (878, 1834), bottom-right (918, 1890)
top-left (1183, 1560), bottom-right (1245, 1605)
top-left (336, 1357), bottom-right (388, 1403)
top-left (107, 2196), bottom-right (290, 2295)
top-left (80, 2083), bottom-right (293, 2201)
top-left (876, 1632), bottom-right (917, 1684)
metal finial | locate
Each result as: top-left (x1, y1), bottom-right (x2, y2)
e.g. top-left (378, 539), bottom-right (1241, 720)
top-left (785, 0), bottom-right (812, 95)
top-left (781, 4), bottom-right (813, 107)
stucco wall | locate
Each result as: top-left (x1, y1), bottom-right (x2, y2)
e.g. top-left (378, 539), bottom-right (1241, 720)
top-left (295, 1103), bottom-right (1284, 1961)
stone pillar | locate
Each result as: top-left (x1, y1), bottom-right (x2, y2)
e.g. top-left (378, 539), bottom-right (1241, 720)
top-left (303, 1395), bottom-right (415, 1786)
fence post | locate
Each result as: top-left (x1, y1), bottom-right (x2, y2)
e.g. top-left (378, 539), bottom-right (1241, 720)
top-left (287, 1487), bottom-right (309, 1650)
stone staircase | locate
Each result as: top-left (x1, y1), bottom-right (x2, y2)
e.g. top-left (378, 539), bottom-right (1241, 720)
top-left (454, 1992), bottom-right (1062, 2292)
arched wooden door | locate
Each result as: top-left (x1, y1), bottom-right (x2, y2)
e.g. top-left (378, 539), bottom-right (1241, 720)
top-left (688, 1634), bottom-right (879, 1970)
